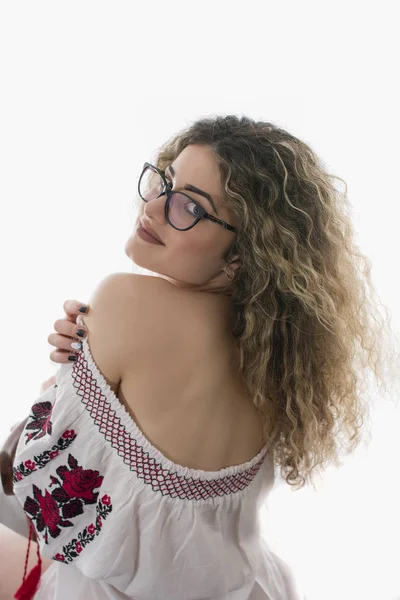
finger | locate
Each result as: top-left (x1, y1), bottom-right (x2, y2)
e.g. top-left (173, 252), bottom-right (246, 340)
top-left (52, 319), bottom-right (87, 340)
top-left (47, 332), bottom-right (85, 354)
top-left (49, 349), bottom-right (79, 364)
top-left (62, 300), bottom-right (88, 323)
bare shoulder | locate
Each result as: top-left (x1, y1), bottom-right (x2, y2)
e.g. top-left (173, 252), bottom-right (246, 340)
top-left (118, 273), bottom-right (193, 317)
top-left (82, 272), bottom-right (182, 322)
top-left (111, 272), bottom-right (201, 363)
top-left (78, 272), bottom-right (140, 394)
top-left (80, 272), bottom-right (206, 392)
top-left (80, 271), bottom-right (185, 347)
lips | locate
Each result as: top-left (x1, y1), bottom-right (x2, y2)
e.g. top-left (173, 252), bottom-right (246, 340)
top-left (139, 220), bottom-right (163, 244)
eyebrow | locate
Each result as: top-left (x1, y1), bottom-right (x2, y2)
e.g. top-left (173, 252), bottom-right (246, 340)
top-left (165, 165), bottom-right (219, 215)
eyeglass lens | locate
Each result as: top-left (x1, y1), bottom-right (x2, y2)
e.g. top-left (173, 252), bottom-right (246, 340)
top-left (139, 166), bottom-right (201, 230)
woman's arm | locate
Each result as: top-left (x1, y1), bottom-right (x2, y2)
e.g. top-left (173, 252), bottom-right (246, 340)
top-left (0, 419), bottom-right (28, 496)
top-left (0, 299), bottom-right (89, 499)
top-left (0, 378), bottom-right (56, 497)
top-left (0, 523), bottom-right (53, 600)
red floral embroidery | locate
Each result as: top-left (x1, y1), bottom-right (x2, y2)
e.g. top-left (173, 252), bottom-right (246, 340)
top-left (62, 430), bottom-right (75, 439)
top-left (23, 453), bottom-right (104, 544)
top-left (25, 402), bottom-right (53, 444)
top-left (57, 455), bottom-right (103, 504)
top-left (87, 524), bottom-right (95, 535)
top-left (54, 553), bottom-right (65, 562)
top-left (24, 485), bottom-right (69, 539)
top-left (52, 496), bottom-right (112, 563)
top-left (13, 431), bottom-right (77, 484)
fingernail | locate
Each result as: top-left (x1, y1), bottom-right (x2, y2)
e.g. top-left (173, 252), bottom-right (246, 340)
top-left (76, 329), bottom-right (85, 337)
top-left (68, 355), bottom-right (77, 362)
top-left (79, 306), bottom-right (88, 313)
top-left (71, 342), bottom-right (82, 351)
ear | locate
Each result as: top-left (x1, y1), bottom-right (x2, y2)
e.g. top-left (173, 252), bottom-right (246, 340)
top-left (228, 255), bottom-right (241, 275)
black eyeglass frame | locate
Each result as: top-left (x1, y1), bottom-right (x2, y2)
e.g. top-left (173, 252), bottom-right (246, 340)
top-left (138, 162), bottom-right (238, 233)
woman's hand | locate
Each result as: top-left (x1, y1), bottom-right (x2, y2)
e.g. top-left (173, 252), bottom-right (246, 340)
top-left (47, 300), bottom-right (89, 364)
top-left (38, 301), bottom-right (89, 397)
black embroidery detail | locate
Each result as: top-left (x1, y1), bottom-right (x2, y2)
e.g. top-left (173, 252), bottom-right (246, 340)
top-left (13, 431), bottom-right (77, 483)
top-left (23, 453), bottom-right (104, 544)
top-left (52, 496), bottom-right (112, 563)
top-left (25, 401), bottom-right (53, 444)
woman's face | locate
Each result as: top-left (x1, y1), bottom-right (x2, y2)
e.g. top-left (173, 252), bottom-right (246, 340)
top-left (125, 144), bottom-right (240, 294)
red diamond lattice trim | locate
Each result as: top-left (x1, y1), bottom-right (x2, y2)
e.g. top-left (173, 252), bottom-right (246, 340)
top-left (70, 350), bottom-right (267, 501)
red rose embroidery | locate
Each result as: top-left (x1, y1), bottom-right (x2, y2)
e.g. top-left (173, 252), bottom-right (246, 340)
top-left (37, 490), bottom-right (61, 536)
top-left (62, 430), bottom-right (75, 439)
top-left (23, 455), bottom-right (108, 549)
top-left (23, 485), bottom-right (66, 539)
top-left (24, 460), bottom-right (36, 471)
top-left (49, 450), bottom-right (59, 460)
top-left (60, 466), bottom-right (103, 504)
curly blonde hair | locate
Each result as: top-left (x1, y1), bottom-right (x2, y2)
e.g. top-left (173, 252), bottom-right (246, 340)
top-left (143, 114), bottom-right (400, 491)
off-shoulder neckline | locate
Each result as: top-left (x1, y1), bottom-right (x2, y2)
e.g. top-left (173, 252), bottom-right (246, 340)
top-left (76, 335), bottom-right (271, 482)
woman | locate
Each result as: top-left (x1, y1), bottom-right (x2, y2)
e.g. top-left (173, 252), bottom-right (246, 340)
top-left (1, 114), bottom-right (398, 599)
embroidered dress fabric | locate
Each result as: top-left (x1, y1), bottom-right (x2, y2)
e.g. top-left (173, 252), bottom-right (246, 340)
top-left (12, 331), bottom-right (304, 600)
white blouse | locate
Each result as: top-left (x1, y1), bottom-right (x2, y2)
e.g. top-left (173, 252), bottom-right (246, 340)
top-left (12, 331), bottom-right (304, 599)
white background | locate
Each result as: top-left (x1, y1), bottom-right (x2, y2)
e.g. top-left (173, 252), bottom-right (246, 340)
top-left (1, 2), bottom-right (399, 599)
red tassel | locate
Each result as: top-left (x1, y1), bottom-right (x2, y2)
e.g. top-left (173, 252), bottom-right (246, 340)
top-left (14, 521), bottom-right (42, 600)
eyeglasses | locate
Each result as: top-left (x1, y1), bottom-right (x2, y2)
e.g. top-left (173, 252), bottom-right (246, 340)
top-left (138, 162), bottom-right (238, 233)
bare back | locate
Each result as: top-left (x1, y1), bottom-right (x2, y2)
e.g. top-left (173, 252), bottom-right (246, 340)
top-left (117, 282), bottom-right (265, 472)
